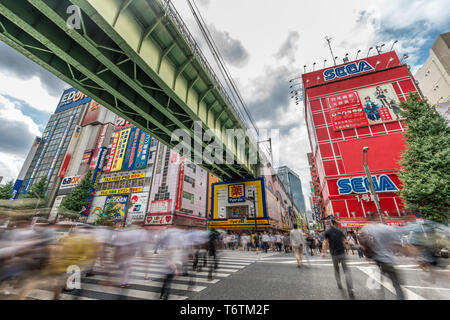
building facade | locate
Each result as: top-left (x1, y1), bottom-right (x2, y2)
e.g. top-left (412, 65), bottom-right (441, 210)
top-left (302, 51), bottom-right (418, 229)
top-left (276, 166), bottom-right (306, 214)
top-left (16, 88), bottom-right (91, 203)
top-left (415, 32), bottom-right (450, 106)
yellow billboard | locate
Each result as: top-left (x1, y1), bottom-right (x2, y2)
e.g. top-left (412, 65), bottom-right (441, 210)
top-left (211, 178), bottom-right (267, 221)
top-left (209, 219), bottom-right (270, 227)
top-left (101, 172), bottom-right (145, 183)
top-left (98, 186), bottom-right (143, 196)
top-left (111, 128), bottom-right (131, 172)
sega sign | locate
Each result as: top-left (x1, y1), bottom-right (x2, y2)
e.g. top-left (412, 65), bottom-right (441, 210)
top-left (55, 88), bottom-right (91, 113)
top-left (337, 175), bottom-right (398, 195)
top-left (323, 61), bottom-right (374, 82)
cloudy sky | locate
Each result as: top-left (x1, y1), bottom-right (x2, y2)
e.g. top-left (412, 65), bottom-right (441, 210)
top-left (0, 0), bottom-right (449, 211)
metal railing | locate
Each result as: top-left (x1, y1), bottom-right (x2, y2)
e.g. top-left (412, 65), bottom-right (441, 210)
top-left (158, 0), bottom-right (259, 141)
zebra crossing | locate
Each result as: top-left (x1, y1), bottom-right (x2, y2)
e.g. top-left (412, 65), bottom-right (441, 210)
top-left (7, 250), bottom-right (276, 300)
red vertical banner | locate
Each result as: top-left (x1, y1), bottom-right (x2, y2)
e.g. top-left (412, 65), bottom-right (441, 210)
top-left (175, 156), bottom-right (185, 210)
top-left (58, 154), bottom-right (72, 178)
top-left (104, 131), bottom-right (120, 173)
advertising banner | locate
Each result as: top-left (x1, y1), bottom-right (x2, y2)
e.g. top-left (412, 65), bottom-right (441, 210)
top-left (60, 175), bottom-right (83, 189)
top-left (105, 194), bottom-right (129, 220)
top-left (59, 126), bottom-right (81, 178)
top-left (104, 131), bottom-right (120, 173)
top-left (145, 214), bottom-right (173, 225)
top-left (98, 186), bottom-right (143, 196)
top-left (127, 192), bottom-right (149, 222)
top-left (328, 83), bottom-right (402, 131)
top-left (55, 88), bottom-right (91, 113)
top-left (357, 83), bottom-right (402, 124)
top-left (228, 184), bottom-right (246, 203)
top-left (89, 123), bottom-right (109, 169)
top-left (101, 172), bottom-right (145, 183)
top-left (10, 180), bottom-right (23, 200)
top-left (85, 146), bottom-right (107, 216)
top-left (133, 132), bottom-right (152, 169)
top-left (24, 122), bottom-right (57, 194)
top-left (111, 128), bottom-right (131, 172)
top-left (175, 157), bottom-right (184, 210)
top-left (87, 196), bottom-right (107, 224)
top-left (122, 128), bottom-right (140, 171)
top-left (81, 150), bottom-right (93, 165)
top-left (46, 114), bottom-right (75, 182)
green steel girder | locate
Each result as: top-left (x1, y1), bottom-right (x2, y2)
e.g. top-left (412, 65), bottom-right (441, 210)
top-left (0, 2), bottom-right (236, 180)
top-left (0, 0), bottom-right (256, 179)
top-left (71, 0), bottom-right (254, 171)
top-left (28, 0), bottom-right (249, 179)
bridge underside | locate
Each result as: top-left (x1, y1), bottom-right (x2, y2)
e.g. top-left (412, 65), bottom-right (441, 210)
top-left (0, 0), bottom-right (258, 180)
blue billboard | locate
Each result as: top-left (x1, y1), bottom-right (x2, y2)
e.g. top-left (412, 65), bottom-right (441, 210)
top-left (122, 128), bottom-right (140, 171)
top-left (133, 133), bottom-right (151, 169)
top-left (55, 88), bottom-right (91, 113)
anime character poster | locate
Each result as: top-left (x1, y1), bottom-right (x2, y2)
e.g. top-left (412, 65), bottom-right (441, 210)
top-left (357, 83), bottom-right (403, 124)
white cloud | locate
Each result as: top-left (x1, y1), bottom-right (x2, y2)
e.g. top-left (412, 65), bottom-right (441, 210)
top-left (0, 95), bottom-right (41, 182)
top-left (0, 73), bottom-right (61, 113)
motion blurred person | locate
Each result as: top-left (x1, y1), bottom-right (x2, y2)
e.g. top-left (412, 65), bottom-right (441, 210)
top-left (207, 228), bottom-right (220, 281)
top-left (290, 224), bottom-right (305, 268)
top-left (322, 220), bottom-right (355, 299)
top-left (359, 215), bottom-right (405, 300)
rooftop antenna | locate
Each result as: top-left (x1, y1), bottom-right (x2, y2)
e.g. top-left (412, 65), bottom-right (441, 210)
top-left (325, 36), bottom-right (337, 66)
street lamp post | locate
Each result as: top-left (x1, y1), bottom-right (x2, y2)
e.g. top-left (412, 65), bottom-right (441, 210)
top-left (362, 147), bottom-right (385, 224)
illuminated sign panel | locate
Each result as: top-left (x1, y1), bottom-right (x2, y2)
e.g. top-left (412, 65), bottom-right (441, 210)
top-left (337, 175), bottom-right (399, 195)
top-left (228, 184), bottom-right (246, 203)
top-left (323, 60), bottom-right (374, 81)
top-left (55, 88), bottom-right (91, 113)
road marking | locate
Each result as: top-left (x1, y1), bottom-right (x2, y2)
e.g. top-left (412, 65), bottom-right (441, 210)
top-left (357, 266), bottom-right (426, 300)
top-left (404, 285), bottom-right (450, 291)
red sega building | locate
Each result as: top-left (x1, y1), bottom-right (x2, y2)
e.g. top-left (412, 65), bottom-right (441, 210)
top-left (302, 51), bottom-right (418, 229)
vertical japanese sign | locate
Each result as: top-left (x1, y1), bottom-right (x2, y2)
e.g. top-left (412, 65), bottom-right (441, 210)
top-left (111, 128), bottom-right (131, 172)
top-left (24, 123), bottom-right (57, 194)
top-left (46, 113), bottom-right (75, 182)
top-left (175, 156), bottom-right (185, 210)
top-left (59, 125), bottom-right (81, 178)
top-left (133, 133), bottom-right (152, 169)
top-left (104, 131), bottom-right (120, 173)
top-left (89, 123), bottom-right (109, 169)
top-left (85, 146), bottom-right (106, 216)
top-left (122, 128), bottom-right (140, 171)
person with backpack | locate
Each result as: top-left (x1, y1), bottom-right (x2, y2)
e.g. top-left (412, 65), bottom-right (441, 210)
top-left (321, 220), bottom-right (355, 299)
top-left (359, 216), bottom-right (405, 300)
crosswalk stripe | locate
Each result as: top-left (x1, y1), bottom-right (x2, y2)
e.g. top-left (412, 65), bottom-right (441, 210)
top-left (79, 283), bottom-right (188, 300)
top-left (3, 288), bottom-right (95, 300)
top-left (94, 264), bottom-right (232, 278)
top-left (87, 274), bottom-right (206, 292)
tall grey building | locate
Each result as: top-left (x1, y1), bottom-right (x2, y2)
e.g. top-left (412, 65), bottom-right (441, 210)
top-left (276, 166), bottom-right (306, 213)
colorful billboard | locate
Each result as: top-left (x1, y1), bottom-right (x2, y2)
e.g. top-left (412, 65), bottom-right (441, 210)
top-left (122, 128), bottom-right (140, 171)
top-left (89, 124), bottom-right (109, 169)
top-left (228, 183), bottom-right (246, 203)
top-left (60, 175), bottom-right (83, 189)
top-left (85, 146), bottom-right (107, 216)
top-left (145, 214), bottom-right (173, 225)
top-left (133, 132), bottom-right (152, 169)
top-left (328, 83), bottom-right (403, 131)
top-left (87, 196), bottom-right (107, 224)
top-left (59, 126), bottom-right (81, 178)
top-left (175, 156), bottom-right (184, 210)
top-left (105, 194), bottom-right (129, 220)
top-left (55, 88), bottom-right (91, 113)
top-left (211, 178), bottom-right (267, 222)
top-left (111, 128), bottom-right (131, 172)
top-left (127, 192), bottom-right (149, 222)
top-left (148, 199), bottom-right (172, 215)
top-left (104, 131), bottom-right (120, 173)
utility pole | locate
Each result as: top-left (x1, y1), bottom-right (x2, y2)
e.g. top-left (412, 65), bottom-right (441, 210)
top-left (325, 36), bottom-right (337, 66)
top-left (362, 147), bottom-right (385, 224)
